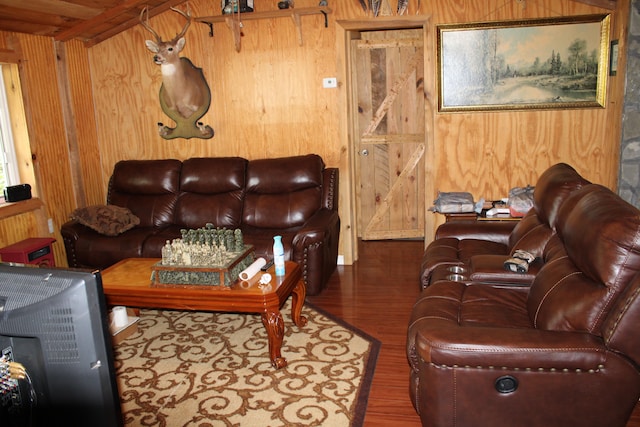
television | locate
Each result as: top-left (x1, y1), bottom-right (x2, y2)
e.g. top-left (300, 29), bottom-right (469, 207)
top-left (0, 263), bottom-right (123, 427)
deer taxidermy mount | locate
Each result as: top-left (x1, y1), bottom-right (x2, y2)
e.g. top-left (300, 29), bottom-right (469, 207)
top-left (141, 6), bottom-right (214, 139)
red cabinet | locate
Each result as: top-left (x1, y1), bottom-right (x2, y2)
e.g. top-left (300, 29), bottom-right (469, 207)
top-left (0, 237), bottom-right (56, 267)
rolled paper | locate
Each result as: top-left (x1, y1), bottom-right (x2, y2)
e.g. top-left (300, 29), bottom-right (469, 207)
top-left (239, 257), bottom-right (267, 281)
top-left (112, 306), bottom-right (129, 328)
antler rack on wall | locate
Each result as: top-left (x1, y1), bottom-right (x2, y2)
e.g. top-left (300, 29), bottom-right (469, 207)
top-left (195, 6), bottom-right (332, 52)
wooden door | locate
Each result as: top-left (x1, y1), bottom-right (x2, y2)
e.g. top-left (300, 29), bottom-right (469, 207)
top-left (352, 29), bottom-right (426, 240)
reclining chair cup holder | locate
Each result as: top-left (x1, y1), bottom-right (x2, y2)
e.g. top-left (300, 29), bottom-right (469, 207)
top-left (448, 265), bottom-right (467, 274)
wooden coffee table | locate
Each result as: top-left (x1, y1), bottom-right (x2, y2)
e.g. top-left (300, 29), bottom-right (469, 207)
top-left (100, 258), bottom-right (307, 369)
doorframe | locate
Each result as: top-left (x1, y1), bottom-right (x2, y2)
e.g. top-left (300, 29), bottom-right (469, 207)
top-left (335, 16), bottom-right (434, 263)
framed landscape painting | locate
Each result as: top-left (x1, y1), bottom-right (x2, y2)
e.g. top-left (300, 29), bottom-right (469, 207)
top-left (437, 14), bottom-right (611, 112)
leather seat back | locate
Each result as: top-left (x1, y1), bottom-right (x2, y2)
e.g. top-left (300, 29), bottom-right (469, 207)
top-left (108, 159), bottom-right (182, 228)
top-left (506, 217), bottom-right (552, 258)
top-left (528, 185), bottom-right (640, 333)
top-left (243, 154), bottom-right (324, 229)
top-left (532, 162), bottom-right (591, 230)
top-left (175, 157), bottom-right (248, 229)
top-left (506, 163), bottom-right (591, 256)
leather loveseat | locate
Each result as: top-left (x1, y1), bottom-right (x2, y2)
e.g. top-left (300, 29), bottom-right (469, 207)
top-left (407, 164), bottom-right (640, 426)
top-left (61, 154), bottom-right (339, 295)
top-left (420, 163), bottom-right (591, 288)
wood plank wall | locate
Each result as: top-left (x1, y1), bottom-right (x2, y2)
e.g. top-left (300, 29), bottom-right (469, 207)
top-left (0, 34), bottom-right (69, 265)
top-left (0, 0), bottom-right (631, 266)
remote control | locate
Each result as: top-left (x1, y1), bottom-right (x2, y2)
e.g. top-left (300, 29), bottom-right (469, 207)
top-left (261, 260), bottom-right (274, 271)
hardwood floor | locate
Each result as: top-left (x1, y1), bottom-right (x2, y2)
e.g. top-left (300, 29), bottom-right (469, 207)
top-left (307, 239), bottom-right (640, 427)
top-left (307, 239), bottom-right (423, 426)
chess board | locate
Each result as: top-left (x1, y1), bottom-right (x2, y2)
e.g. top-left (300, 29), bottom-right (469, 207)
top-left (151, 245), bottom-right (255, 287)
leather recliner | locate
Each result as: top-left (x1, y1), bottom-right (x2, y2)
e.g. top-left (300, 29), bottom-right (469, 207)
top-left (407, 183), bottom-right (640, 426)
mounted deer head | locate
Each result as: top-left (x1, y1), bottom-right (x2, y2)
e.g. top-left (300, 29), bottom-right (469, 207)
top-left (140, 6), bottom-right (214, 139)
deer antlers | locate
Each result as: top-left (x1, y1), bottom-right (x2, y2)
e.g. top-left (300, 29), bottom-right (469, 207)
top-left (170, 6), bottom-right (191, 39)
top-left (139, 5), bottom-right (192, 42)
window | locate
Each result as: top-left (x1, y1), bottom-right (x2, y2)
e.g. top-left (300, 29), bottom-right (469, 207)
top-left (0, 64), bottom-right (20, 196)
top-left (0, 62), bottom-right (35, 203)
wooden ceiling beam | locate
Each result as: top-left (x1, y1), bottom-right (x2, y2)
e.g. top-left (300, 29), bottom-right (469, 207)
top-left (88, 0), bottom-right (189, 45)
top-left (1, 6), bottom-right (76, 29)
top-left (0, 19), bottom-right (61, 37)
top-left (55, 0), bottom-right (188, 45)
top-left (54, 0), bottom-right (148, 42)
top-left (0, 0), bottom-right (103, 20)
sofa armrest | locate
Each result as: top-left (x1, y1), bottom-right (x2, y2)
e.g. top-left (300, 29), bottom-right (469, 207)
top-left (291, 208), bottom-right (340, 295)
top-left (435, 221), bottom-right (516, 245)
top-left (414, 324), bottom-right (606, 371)
top-left (322, 168), bottom-right (339, 211)
top-left (293, 208), bottom-right (339, 246)
top-left (468, 254), bottom-right (539, 286)
top-left (60, 219), bottom-right (90, 267)
top-left (61, 219), bottom-right (150, 269)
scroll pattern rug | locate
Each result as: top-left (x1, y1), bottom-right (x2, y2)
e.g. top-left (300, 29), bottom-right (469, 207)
top-left (113, 301), bottom-right (380, 427)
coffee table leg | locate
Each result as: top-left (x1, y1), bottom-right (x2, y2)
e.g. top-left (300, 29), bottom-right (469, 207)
top-left (261, 278), bottom-right (307, 369)
top-left (261, 310), bottom-right (287, 369)
top-left (291, 279), bottom-right (307, 327)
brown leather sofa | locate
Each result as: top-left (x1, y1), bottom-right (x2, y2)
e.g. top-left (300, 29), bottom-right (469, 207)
top-left (61, 154), bottom-right (340, 295)
top-left (407, 165), bottom-right (640, 426)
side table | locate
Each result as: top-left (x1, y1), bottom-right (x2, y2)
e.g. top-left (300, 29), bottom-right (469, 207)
top-left (0, 237), bottom-right (56, 266)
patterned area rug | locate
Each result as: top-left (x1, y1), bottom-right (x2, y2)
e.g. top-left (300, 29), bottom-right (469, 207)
top-left (113, 300), bottom-right (380, 427)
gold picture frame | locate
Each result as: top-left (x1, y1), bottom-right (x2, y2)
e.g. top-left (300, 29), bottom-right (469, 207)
top-left (437, 14), bottom-right (611, 112)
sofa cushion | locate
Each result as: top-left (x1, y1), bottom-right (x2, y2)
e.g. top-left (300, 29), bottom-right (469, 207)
top-left (71, 204), bottom-right (140, 236)
top-left (108, 159), bottom-right (182, 228)
top-left (243, 154), bottom-right (323, 229)
top-left (174, 157), bottom-right (248, 229)
top-left (407, 281), bottom-right (531, 367)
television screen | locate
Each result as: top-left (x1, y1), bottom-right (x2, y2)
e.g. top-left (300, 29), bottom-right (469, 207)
top-left (0, 263), bottom-right (122, 427)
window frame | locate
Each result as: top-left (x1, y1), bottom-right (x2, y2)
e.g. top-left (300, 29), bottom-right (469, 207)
top-left (0, 63), bottom-right (22, 199)
top-left (0, 56), bottom-right (37, 206)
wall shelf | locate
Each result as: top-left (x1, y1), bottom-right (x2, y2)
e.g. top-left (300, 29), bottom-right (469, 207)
top-left (196, 6), bottom-right (332, 52)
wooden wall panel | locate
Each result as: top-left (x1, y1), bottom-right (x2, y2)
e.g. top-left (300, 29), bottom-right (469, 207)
top-left (82, 0), bottom-right (630, 257)
top-left (417, 0), bottom-right (627, 239)
top-left (0, 212), bottom-right (40, 248)
top-left (0, 33), bottom-right (71, 265)
top-left (64, 39), bottom-right (104, 207)
top-left (88, 0), bottom-right (341, 179)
